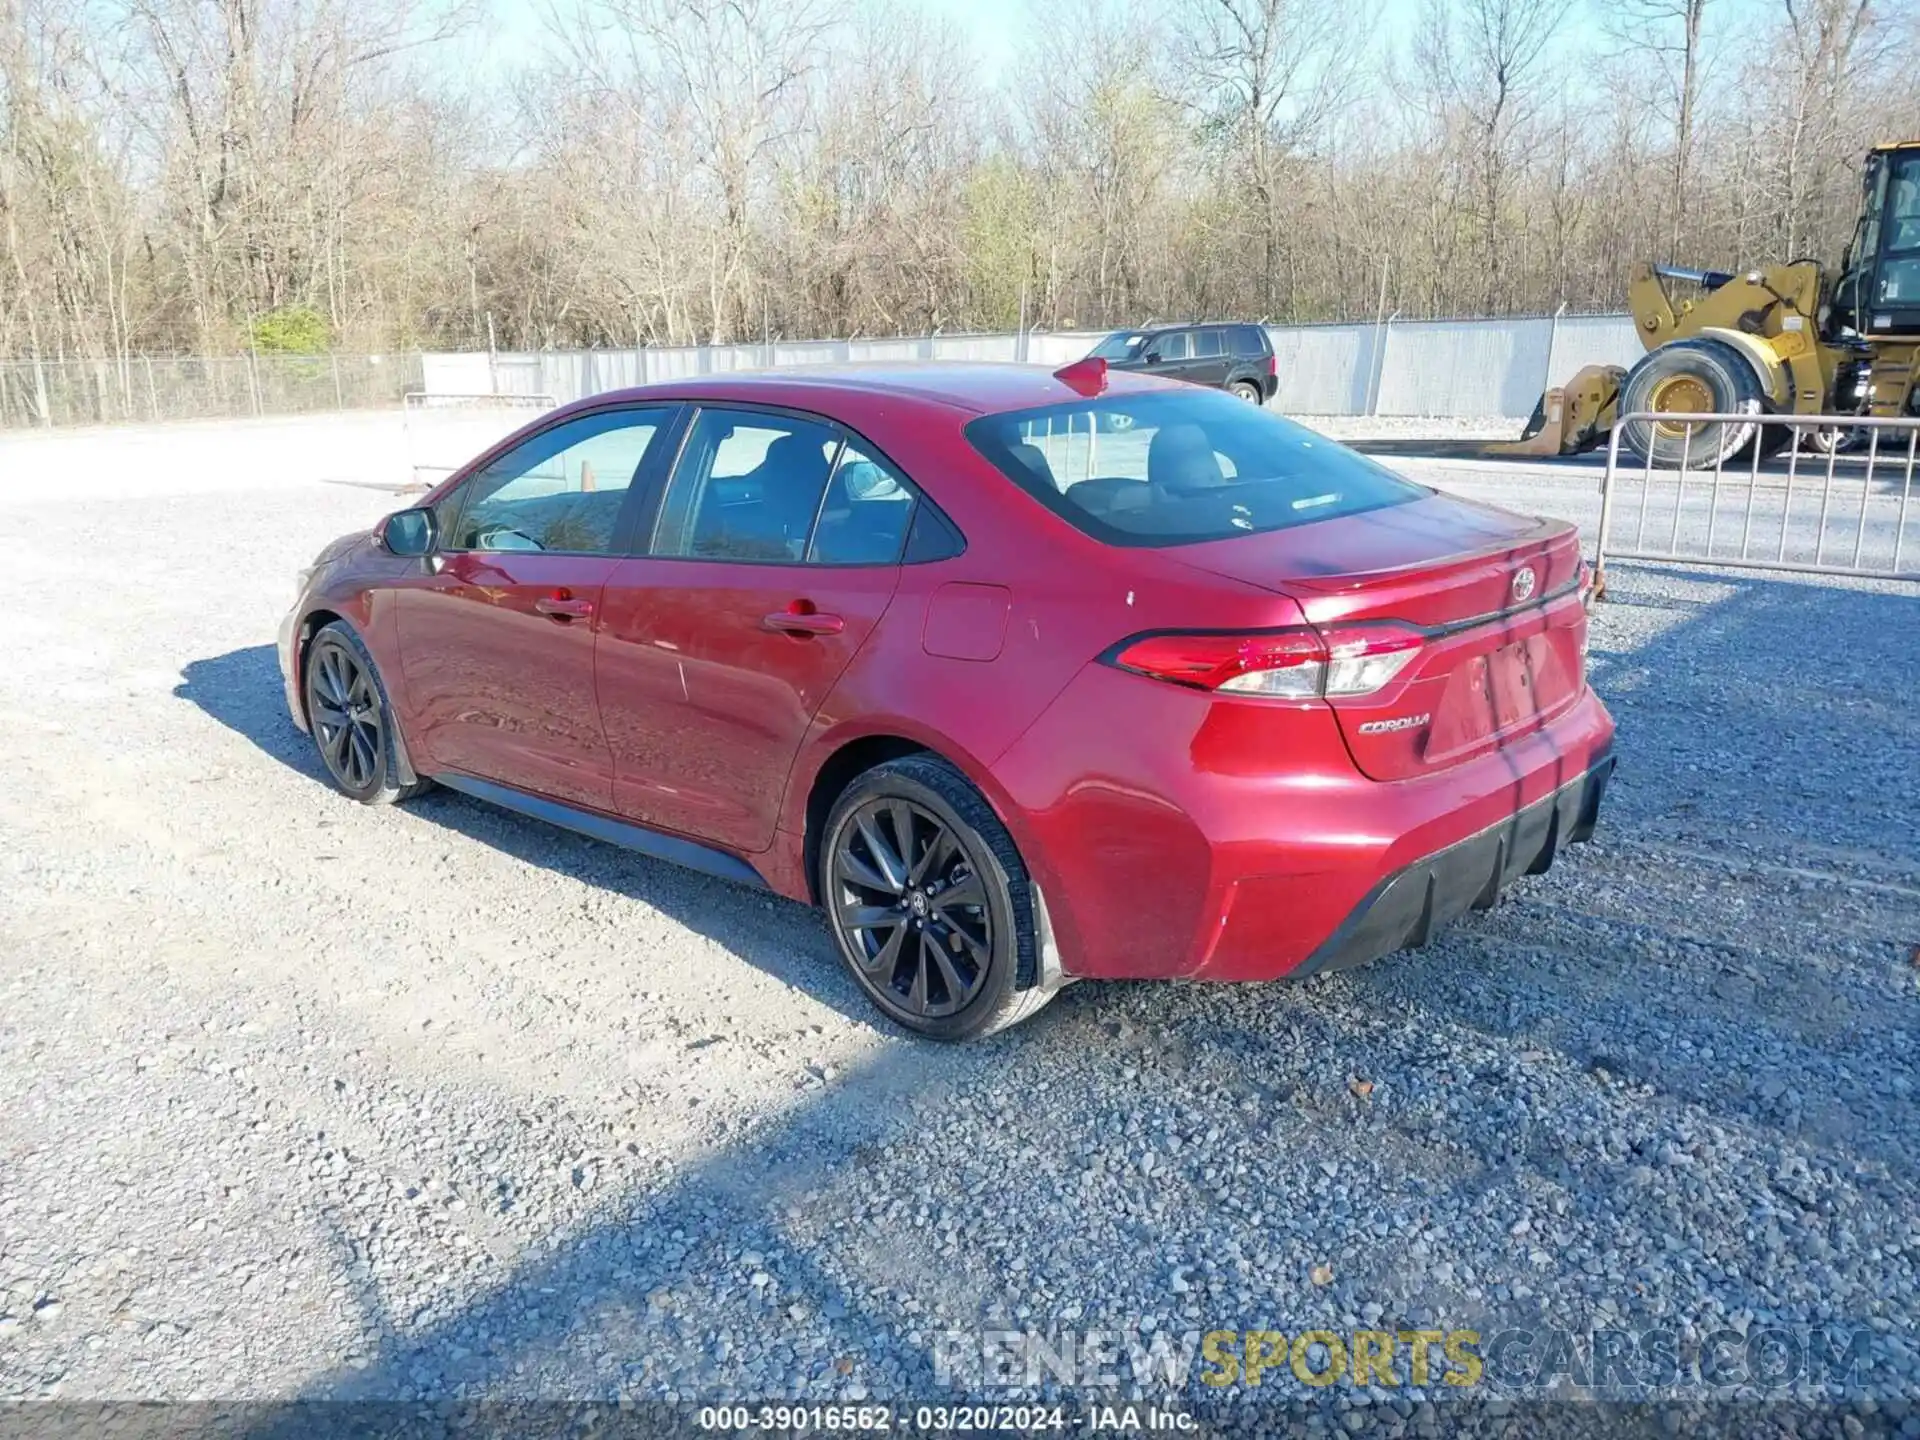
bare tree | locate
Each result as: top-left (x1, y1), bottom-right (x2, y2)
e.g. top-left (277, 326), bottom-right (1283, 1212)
top-left (1016, 0), bottom-right (1183, 326)
top-left (1598, 0), bottom-right (1713, 258)
top-left (550, 0), bottom-right (835, 344)
top-left (4, 0), bottom-right (1920, 374)
top-left (1172, 0), bottom-right (1358, 317)
top-left (1772, 0), bottom-right (1892, 257)
top-left (1417, 0), bottom-right (1569, 311)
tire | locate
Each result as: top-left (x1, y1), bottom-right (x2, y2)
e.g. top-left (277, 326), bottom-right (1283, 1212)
top-left (1230, 379), bottom-right (1263, 405)
top-left (1806, 424), bottom-right (1865, 457)
top-left (819, 754), bottom-right (1054, 1041)
top-left (303, 620), bottom-right (430, 806)
top-left (1618, 338), bottom-right (1768, 469)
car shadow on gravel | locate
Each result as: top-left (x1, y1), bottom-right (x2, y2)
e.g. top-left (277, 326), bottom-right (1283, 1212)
top-left (241, 1006), bottom-right (1135, 1419)
top-left (176, 644), bottom-right (890, 1031)
top-left (238, 1047), bottom-right (996, 1415)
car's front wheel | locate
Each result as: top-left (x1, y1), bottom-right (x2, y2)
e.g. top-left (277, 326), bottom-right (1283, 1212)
top-left (303, 620), bottom-right (428, 806)
top-left (820, 755), bottom-right (1054, 1041)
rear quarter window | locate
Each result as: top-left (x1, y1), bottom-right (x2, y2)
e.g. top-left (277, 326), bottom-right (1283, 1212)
top-left (1229, 325), bottom-right (1270, 357)
top-left (965, 388), bottom-right (1426, 548)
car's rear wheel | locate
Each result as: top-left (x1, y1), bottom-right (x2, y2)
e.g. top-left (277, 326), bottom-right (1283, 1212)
top-left (304, 621), bottom-right (428, 806)
top-left (820, 755), bottom-right (1053, 1041)
top-left (1230, 379), bottom-right (1263, 405)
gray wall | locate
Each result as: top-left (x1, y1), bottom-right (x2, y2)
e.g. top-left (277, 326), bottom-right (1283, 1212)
top-left (421, 314), bottom-right (1647, 419)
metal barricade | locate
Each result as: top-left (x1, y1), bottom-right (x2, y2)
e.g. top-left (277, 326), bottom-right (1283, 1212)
top-left (1594, 412), bottom-right (1920, 591)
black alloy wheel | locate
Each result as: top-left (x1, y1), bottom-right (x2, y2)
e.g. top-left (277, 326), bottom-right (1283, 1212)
top-left (820, 755), bottom-right (1055, 1040)
top-left (832, 796), bottom-right (991, 1019)
top-left (303, 621), bottom-right (425, 806)
top-left (309, 640), bottom-right (382, 791)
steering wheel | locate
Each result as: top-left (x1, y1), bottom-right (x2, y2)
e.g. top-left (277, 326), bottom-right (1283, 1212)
top-left (470, 523), bottom-right (545, 552)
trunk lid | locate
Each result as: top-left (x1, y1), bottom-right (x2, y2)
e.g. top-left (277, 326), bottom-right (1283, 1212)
top-left (1171, 494), bottom-right (1590, 780)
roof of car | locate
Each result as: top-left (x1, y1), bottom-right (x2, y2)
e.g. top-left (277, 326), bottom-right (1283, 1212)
top-left (1118, 322), bottom-right (1267, 332)
top-left (567, 360), bottom-right (1189, 418)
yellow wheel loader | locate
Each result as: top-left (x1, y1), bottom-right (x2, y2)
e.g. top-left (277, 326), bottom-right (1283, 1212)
top-left (1499, 141), bottom-right (1920, 465)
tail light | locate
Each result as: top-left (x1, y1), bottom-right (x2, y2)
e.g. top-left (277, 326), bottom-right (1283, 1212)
top-left (1106, 625), bottom-right (1423, 699)
top-left (1266, 354), bottom-right (1278, 379)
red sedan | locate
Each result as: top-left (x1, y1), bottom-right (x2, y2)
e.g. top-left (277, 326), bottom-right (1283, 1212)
top-left (280, 361), bottom-right (1614, 1039)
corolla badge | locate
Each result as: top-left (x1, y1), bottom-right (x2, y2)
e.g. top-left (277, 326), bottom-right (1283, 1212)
top-left (1358, 713), bottom-right (1431, 734)
top-left (1512, 565), bottom-right (1538, 602)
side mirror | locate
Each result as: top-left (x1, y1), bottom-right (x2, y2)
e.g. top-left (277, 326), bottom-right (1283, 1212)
top-left (1142, 350), bottom-right (1161, 365)
top-left (381, 507), bottom-right (436, 557)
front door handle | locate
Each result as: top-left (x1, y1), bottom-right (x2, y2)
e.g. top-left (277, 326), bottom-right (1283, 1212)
top-left (534, 594), bottom-right (594, 620)
top-left (762, 609), bottom-right (845, 636)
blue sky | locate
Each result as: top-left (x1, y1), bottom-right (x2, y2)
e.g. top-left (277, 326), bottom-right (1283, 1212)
top-left (483, 0), bottom-right (1053, 81)
top-left (478, 0), bottom-right (1627, 95)
top-left (482, 0), bottom-right (1424, 86)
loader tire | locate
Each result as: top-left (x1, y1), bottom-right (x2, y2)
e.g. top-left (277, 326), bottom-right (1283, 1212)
top-left (1619, 338), bottom-right (1767, 470)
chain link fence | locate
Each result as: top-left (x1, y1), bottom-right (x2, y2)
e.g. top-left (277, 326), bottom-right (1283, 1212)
top-left (0, 353), bottom-right (425, 430)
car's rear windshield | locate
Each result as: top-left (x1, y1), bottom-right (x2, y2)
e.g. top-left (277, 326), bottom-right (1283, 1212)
top-left (1088, 331), bottom-right (1150, 360)
top-left (964, 388), bottom-right (1426, 547)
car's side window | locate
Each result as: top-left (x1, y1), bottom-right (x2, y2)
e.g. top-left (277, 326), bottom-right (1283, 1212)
top-left (809, 441), bottom-right (918, 565)
top-left (1154, 331), bottom-right (1192, 362)
top-left (651, 408), bottom-right (843, 562)
top-left (1230, 325), bottom-right (1267, 357)
top-left (1193, 329), bottom-right (1225, 358)
top-left (440, 408), bottom-right (668, 555)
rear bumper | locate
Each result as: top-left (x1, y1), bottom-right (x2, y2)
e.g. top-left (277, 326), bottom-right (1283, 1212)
top-left (991, 665), bottom-right (1616, 984)
top-left (1294, 751), bottom-right (1613, 978)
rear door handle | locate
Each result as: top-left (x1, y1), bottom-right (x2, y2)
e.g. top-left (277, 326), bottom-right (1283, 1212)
top-left (534, 595), bottom-right (594, 620)
top-left (762, 610), bottom-right (844, 636)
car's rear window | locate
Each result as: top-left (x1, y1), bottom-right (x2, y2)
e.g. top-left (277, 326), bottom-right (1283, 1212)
top-left (965, 388), bottom-right (1426, 547)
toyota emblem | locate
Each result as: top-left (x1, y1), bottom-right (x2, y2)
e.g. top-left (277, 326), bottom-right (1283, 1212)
top-left (1512, 565), bottom-right (1537, 602)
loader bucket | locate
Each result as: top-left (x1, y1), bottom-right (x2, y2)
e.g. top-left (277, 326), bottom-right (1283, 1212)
top-left (1487, 364), bottom-right (1627, 458)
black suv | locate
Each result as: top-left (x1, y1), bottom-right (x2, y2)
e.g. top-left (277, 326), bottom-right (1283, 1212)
top-left (1086, 323), bottom-right (1277, 403)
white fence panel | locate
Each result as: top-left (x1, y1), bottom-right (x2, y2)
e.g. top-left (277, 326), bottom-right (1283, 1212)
top-left (931, 334), bottom-right (1023, 362)
top-left (770, 340), bottom-right (846, 367)
top-left (575, 350), bottom-right (646, 395)
top-left (1547, 315), bottom-right (1646, 384)
top-left (642, 346), bottom-right (706, 381)
top-left (485, 354), bottom-right (548, 398)
top-left (1374, 317), bottom-right (1555, 418)
top-left (1269, 324), bottom-right (1379, 415)
top-left (1023, 332), bottom-right (1104, 365)
top-left (417, 315), bottom-right (1652, 420)
top-left (422, 353), bottom-right (492, 395)
top-left (849, 337), bottom-right (930, 362)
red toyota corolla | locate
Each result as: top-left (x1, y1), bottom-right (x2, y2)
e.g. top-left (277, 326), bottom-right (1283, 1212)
top-left (280, 361), bottom-right (1614, 1039)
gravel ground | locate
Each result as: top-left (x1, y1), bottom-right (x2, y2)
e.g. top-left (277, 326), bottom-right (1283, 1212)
top-left (2, 412), bottom-right (1918, 1435)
